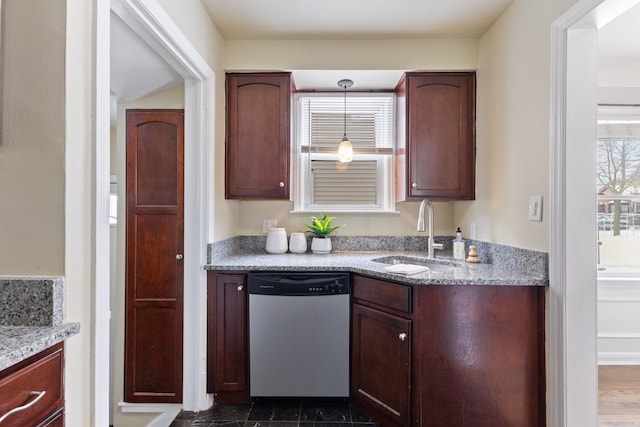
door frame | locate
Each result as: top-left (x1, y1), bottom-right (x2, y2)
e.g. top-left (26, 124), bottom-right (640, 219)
top-left (97, 0), bottom-right (215, 422)
top-left (550, 0), bottom-right (640, 425)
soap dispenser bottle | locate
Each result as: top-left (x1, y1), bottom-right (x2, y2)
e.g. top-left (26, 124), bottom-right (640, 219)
top-left (453, 227), bottom-right (465, 260)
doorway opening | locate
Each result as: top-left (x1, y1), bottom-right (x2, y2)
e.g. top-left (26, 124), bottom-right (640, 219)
top-left (551, 0), bottom-right (640, 425)
top-left (96, 0), bottom-right (215, 424)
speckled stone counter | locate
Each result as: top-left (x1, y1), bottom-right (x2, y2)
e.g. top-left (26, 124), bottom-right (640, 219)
top-left (206, 236), bottom-right (548, 287)
top-left (0, 323), bottom-right (80, 371)
top-left (0, 277), bottom-right (80, 372)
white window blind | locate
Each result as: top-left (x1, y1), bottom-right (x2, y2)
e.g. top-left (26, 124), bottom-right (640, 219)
top-left (311, 160), bottom-right (378, 204)
top-left (301, 95), bottom-right (394, 153)
top-left (293, 93), bottom-right (395, 212)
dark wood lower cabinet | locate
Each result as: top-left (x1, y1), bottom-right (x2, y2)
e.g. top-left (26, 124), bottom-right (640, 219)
top-left (351, 303), bottom-right (411, 426)
top-left (206, 271), bottom-right (545, 426)
top-left (415, 285), bottom-right (545, 427)
top-left (350, 276), bottom-right (545, 427)
top-left (0, 343), bottom-right (65, 426)
top-left (207, 271), bottom-right (250, 403)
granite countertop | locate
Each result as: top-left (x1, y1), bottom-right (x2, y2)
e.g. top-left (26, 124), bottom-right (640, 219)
top-left (0, 277), bottom-right (80, 372)
top-left (0, 323), bottom-right (80, 371)
top-left (205, 250), bottom-right (548, 286)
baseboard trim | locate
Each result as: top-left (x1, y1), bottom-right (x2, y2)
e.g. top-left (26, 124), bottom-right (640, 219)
top-left (118, 402), bottom-right (182, 427)
top-left (598, 352), bottom-right (640, 365)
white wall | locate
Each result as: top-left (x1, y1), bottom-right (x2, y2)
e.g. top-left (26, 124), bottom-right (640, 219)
top-left (66, 0), bottom-right (94, 425)
top-left (155, 0), bottom-right (237, 242)
top-left (455, 0), bottom-right (582, 252)
top-left (0, 0), bottom-right (65, 274)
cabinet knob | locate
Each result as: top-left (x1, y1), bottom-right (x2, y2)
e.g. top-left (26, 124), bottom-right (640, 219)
top-left (399, 332), bottom-right (407, 342)
top-left (237, 285), bottom-right (244, 292)
top-left (176, 254), bottom-right (183, 260)
top-left (279, 181), bottom-right (285, 188)
top-left (411, 182), bottom-right (417, 188)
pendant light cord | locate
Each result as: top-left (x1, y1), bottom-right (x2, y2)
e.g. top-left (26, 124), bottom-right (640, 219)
top-left (343, 88), bottom-right (347, 138)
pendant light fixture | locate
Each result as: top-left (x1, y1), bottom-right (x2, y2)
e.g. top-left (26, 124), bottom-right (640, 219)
top-left (337, 79), bottom-right (354, 163)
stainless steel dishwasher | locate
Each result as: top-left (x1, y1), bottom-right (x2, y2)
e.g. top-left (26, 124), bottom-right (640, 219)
top-left (248, 272), bottom-right (350, 397)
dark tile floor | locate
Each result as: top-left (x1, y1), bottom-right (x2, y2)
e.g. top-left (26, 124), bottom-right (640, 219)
top-left (169, 398), bottom-right (381, 427)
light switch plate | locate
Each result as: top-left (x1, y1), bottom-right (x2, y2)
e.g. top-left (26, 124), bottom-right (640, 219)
top-left (528, 196), bottom-right (542, 221)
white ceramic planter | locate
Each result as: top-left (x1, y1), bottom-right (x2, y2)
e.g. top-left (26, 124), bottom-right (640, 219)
top-left (289, 232), bottom-right (308, 254)
top-left (266, 228), bottom-right (288, 254)
top-left (311, 237), bottom-right (332, 254)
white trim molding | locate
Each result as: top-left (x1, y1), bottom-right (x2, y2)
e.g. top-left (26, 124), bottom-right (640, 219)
top-left (550, 0), bottom-right (640, 426)
top-left (95, 1), bottom-right (112, 425)
top-left (118, 402), bottom-right (183, 427)
top-left (96, 0), bottom-right (215, 423)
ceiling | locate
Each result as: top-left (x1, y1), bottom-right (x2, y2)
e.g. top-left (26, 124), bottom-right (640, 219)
top-left (199, 0), bottom-right (513, 40)
top-left (110, 0), bottom-right (640, 109)
top-left (598, 1), bottom-right (640, 103)
top-left (110, 12), bottom-right (182, 103)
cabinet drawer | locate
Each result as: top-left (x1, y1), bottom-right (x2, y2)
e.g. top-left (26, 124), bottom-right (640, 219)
top-left (353, 275), bottom-right (411, 314)
top-left (0, 343), bottom-right (63, 426)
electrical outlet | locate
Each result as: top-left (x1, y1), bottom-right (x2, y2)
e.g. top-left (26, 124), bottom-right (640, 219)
top-left (528, 196), bottom-right (543, 221)
top-left (262, 219), bottom-right (277, 233)
top-left (470, 223), bottom-right (477, 239)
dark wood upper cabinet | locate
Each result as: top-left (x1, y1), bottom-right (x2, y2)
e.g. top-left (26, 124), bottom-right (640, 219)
top-left (225, 72), bottom-right (292, 200)
top-left (396, 72), bottom-right (476, 200)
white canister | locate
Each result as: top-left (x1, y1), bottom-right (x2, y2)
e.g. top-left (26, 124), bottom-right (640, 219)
top-left (289, 232), bottom-right (307, 254)
top-left (266, 228), bottom-right (288, 254)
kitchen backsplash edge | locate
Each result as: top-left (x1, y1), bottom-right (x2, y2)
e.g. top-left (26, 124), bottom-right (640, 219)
top-left (0, 277), bottom-right (64, 326)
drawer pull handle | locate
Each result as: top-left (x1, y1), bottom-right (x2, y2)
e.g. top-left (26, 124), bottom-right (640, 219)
top-left (0, 391), bottom-right (46, 423)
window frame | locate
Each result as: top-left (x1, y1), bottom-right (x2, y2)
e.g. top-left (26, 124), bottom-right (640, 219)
top-left (291, 91), bottom-right (396, 213)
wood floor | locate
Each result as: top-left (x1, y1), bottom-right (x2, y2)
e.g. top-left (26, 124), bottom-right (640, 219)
top-left (599, 365), bottom-right (640, 426)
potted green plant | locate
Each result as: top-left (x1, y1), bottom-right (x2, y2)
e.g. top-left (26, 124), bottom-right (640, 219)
top-left (305, 214), bottom-right (342, 254)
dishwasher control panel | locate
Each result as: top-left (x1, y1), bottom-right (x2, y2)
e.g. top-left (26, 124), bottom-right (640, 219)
top-left (248, 272), bottom-right (350, 296)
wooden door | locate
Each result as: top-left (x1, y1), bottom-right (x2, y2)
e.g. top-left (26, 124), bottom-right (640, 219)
top-left (206, 272), bottom-right (250, 403)
top-left (125, 109), bottom-right (184, 403)
top-left (351, 303), bottom-right (411, 427)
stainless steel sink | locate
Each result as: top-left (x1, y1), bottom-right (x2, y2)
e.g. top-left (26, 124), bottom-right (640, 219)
top-left (371, 256), bottom-right (458, 274)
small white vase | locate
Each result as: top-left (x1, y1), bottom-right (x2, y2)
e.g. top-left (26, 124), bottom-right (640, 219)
top-left (289, 232), bottom-right (307, 254)
top-left (311, 237), bottom-right (332, 254)
top-left (266, 228), bottom-right (288, 254)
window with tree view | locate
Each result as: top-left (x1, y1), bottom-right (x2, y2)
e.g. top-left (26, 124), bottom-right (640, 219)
top-left (597, 106), bottom-right (640, 266)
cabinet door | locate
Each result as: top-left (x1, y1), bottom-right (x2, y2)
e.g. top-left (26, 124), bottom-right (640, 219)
top-left (225, 73), bottom-right (291, 199)
top-left (417, 285), bottom-right (544, 427)
top-left (351, 303), bottom-right (411, 427)
top-left (405, 72), bottom-right (475, 200)
top-left (207, 272), bottom-right (250, 403)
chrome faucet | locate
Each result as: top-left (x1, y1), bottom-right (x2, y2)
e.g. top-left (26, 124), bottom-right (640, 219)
top-left (417, 199), bottom-right (443, 258)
